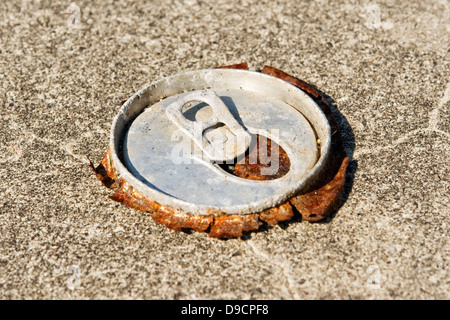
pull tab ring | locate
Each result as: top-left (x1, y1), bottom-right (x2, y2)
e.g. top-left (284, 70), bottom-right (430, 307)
top-left (166, 89), bottom-right (251, 162)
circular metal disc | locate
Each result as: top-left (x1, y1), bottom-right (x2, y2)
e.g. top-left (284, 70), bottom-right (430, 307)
top-left (123, 88), bottom-right (317, 207)
top-left (110, 69), bottom-right (331, 215)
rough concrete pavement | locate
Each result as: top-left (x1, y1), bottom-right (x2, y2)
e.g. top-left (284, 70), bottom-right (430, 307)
top-left (0, 0), bottom-right (449, 299)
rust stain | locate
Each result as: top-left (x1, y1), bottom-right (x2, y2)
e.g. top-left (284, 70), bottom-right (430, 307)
top-left (290, 157), bottom-right (349, 221)
top-left (151, 206), bottom-right (213, 233)
top-left (259, 202), bottom-right (294, 226)
top-left (89, 149), bottom-right (117, 189)
top-left (221, 135), bottom-right (291, 181)
top-left (91, 63), bottom-right (350, 238)
top-left (90, 149), bottom-right (160, 213)
top-left (209, 214), bottom-right (261, 239)
top-left (216, 62), bottom-right (249, 70)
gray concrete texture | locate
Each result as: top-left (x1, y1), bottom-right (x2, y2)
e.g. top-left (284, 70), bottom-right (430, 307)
top-left (0, 0), bottom-right (449, 299)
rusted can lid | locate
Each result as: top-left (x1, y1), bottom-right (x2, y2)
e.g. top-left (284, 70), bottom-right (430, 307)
top-left (110, 69), bottom-right (331, 216)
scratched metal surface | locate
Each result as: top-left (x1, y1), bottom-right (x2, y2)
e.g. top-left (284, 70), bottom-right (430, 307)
top-left (0, 0), bottom-right (448, 299)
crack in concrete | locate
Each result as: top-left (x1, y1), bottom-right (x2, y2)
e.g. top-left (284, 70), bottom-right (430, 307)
top-left (246, 240), bottom-right (300, 300)
top-left (2, 115), bottom-right (90, 165)
top-left (355, 82), bottom-right (450, 158)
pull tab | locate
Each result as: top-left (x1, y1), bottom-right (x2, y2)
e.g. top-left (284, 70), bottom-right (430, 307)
top-left (166, 89), bottom-right (251, 162)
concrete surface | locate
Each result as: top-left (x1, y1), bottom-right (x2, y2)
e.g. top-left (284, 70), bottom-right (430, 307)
top-left (0, 0), bottom-right (449, 299)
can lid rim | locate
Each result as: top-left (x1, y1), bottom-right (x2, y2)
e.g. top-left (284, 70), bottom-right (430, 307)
top-left (109, 68), bottom-right (332, 216)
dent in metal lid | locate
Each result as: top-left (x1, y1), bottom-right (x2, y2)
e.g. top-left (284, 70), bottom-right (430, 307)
top-left (110, 69), bottom-right (331, 216)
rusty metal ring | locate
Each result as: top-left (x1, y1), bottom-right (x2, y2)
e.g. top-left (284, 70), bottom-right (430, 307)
top-left (90, 63), bottom-right (349, 238)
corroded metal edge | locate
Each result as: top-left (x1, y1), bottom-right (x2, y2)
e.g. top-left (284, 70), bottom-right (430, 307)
top-left (90, 63), bottom-right (349, 238)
